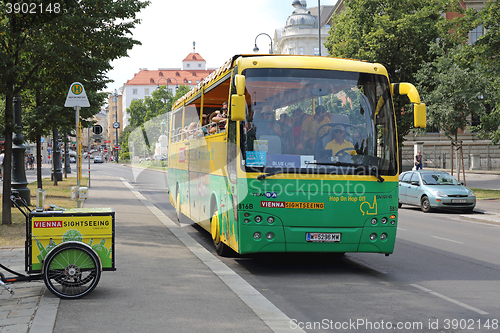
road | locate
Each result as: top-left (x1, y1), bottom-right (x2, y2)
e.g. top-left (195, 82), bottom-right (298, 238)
top-left (64, 163), bottom-right (500, 332)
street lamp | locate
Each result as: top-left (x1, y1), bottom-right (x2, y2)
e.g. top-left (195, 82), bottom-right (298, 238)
top-left (157, 77), bottom-right (179, 94)
top-left (318, 0), bottom-right (321, 56)
top-left (157, 77), bottom-right (179, 111)
top-left (113, 90), bottom-right (119, 163)
top-left (253, 33), bottom-right (273, 54)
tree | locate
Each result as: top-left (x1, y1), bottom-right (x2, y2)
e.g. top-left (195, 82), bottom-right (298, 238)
top-left (0, 0), bottom-right (149, 224)
top-left (415, 43), bottom-right (488, 141)
top-left (454, 1), bottom-right (500, 144)
top-left (124, 85), bottom-right (191, 160)
top-left (324, 0), bottom-right (465, 146)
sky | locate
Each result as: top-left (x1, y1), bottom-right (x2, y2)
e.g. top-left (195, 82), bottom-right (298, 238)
top-left (106, 0), bottom-right (338, 94)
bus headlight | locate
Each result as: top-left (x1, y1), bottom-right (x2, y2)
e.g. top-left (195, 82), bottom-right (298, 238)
top-left (253, 232), bottom-right (261, 240)
top-left (380, 233), bottom-right (387, 241)
top-left (244, 219), bottom-right (250, 224)
top-left (369, 233), bottom-right (377, 241)
top-left (255, 216), bottom-right (262, 223)
top-left (381, 217), bottom-right (387, 224)
top-left (267, 216), bottom-right (275, 224)
top-left (371, 218), bottom-right (377, 225)
top-left (266, 232), bottom-right (274, 240)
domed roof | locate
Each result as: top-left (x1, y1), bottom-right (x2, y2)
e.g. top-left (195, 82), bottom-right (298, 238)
top-left (286, 0), bottom-right (316, 29)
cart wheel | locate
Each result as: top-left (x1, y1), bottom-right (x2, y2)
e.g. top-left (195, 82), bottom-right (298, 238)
top-left (43, 242), bottom-right (101, 299)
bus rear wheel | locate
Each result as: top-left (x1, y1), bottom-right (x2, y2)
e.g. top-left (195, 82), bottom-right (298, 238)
top-left (210, 205), bottom-right (230, 257)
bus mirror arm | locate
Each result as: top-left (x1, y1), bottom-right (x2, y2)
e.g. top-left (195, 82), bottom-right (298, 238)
top-left (391, 83), bottom-right (426, 129)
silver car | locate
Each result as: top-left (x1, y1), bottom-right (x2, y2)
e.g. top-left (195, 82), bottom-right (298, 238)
top-left (399, 170), bottom-right (476, 213)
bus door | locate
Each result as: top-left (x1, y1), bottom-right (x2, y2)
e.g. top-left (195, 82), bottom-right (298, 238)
top-left (225, 116), bottom-right (240, 250)
top-left (185, 105), bottom-right (201, 222)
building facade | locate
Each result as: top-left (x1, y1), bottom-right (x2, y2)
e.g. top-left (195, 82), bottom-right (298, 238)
top-left (119, 50), bottom-right (214, 128)
top-left (106, 92), bottom-right (123, 149)
top-left (274, 0), bottom-right (334, 56)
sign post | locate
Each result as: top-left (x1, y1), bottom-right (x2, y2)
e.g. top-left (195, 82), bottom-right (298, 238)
top-left (65, 82), bottom-right (90, 208)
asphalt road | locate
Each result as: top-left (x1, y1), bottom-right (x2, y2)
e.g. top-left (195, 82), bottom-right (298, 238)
top-left (76, 163), bottom-right (500, 333)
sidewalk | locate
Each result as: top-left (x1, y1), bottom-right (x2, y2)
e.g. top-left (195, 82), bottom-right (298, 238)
top-left (1, 172), bottom-right (287, 333)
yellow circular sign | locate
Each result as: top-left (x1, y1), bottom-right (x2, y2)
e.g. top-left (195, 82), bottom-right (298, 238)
top-left (71, 83), bottom-right (83, 95)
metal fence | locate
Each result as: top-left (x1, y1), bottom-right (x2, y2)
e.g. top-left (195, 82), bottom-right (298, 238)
top-left (401, 144), bottom-right (500, 171)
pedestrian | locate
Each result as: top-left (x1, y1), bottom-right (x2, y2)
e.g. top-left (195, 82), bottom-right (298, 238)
top-left (0, 150), bottom-right (4, 180)
top-left (29, 153), bottom-right (35, 170)
top-left (415, 150), bottom-right (423, 170)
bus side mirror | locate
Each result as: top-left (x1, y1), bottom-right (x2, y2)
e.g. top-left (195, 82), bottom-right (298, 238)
top-left (235, 74), bottom-right (245, 96)
top-left (230, 95), bottom-right (245, 121)
top-left (414, 103), bottom-right (426, 128)
top-left (231, 74), bottom-right (246, 121)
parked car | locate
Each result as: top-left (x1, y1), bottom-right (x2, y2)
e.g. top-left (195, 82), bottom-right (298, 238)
top-left (94, 155), bottom-right (103, 163)
top-left (153, 155), bottom-right (167, 161)
top-left (69, 157), bottom-right (76, 163)
top-left (399, 170), bottom-right (476, 213)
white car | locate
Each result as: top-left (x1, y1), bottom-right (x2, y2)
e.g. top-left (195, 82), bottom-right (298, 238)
top-left (94, 155), bottom-right (103, 163)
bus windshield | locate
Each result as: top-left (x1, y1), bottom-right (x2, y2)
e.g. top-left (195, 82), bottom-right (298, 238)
top-left (241, 68), bottom-right (397, 176)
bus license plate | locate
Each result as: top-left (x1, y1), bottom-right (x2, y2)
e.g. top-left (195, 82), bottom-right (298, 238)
top-left (306, 233), bottom-right (341, 242)
top-left (451, 199), bottom-right (467, 203)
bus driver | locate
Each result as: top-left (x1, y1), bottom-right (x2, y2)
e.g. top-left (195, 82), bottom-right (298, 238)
top-left (325, 125), bottom-right (356, 157)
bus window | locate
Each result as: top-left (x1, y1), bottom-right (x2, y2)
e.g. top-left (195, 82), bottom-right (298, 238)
top-left (184, 104), bottom-right (200, 140)
top-left (171, 107), bottom-right (183, 143)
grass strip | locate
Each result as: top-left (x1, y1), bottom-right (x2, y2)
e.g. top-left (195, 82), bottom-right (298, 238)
top-left (0, 177), bottom-right (87, 247)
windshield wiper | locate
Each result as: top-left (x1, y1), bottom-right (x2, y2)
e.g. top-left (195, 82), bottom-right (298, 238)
top-left (257, 170), bottom-right (285, 180)
top-left (356, 166), bottom-right (385, 183)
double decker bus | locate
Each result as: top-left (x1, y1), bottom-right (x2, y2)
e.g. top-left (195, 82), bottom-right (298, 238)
top-left (167, 54), bottom-right (425, 256)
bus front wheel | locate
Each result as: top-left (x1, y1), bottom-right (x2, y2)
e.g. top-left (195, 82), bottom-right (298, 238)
top-left (210, 205), bottom-right (231, 257)
top-left (175, 187), bottom-right (185, 223)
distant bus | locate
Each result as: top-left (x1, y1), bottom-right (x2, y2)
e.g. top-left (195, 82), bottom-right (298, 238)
top-left (167, 54), bottom-right (426, 256)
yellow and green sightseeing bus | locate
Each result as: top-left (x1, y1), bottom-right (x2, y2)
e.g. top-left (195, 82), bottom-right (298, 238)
top-left (168, 54), bottom-right (425, 256)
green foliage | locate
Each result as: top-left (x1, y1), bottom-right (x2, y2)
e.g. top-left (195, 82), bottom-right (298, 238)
top-left (452, 1), bottom-right (500, 144)
top-left (415, 43), bottom-right (488, 141)
top-left (122, 85), bottom-right (191, 158)
top-left (0, 0), bottom-right (149, 224)
top-left (324, 0), bottom-right (465, 145)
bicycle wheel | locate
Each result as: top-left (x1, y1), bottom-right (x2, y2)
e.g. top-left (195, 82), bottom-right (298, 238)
top-left (43, 242), bottom-right (101, 299)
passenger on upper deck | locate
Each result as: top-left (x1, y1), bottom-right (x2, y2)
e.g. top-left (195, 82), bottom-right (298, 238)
top-left (212, 101), bottom-right (228, 130)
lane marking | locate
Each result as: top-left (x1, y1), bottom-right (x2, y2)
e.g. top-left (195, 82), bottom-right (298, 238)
top-left (121, 178), bottom-right (302, 333)
top-left (431, 236), bottom-right (464, 244)
top-left (410, 284), bottom-right (488, 315)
